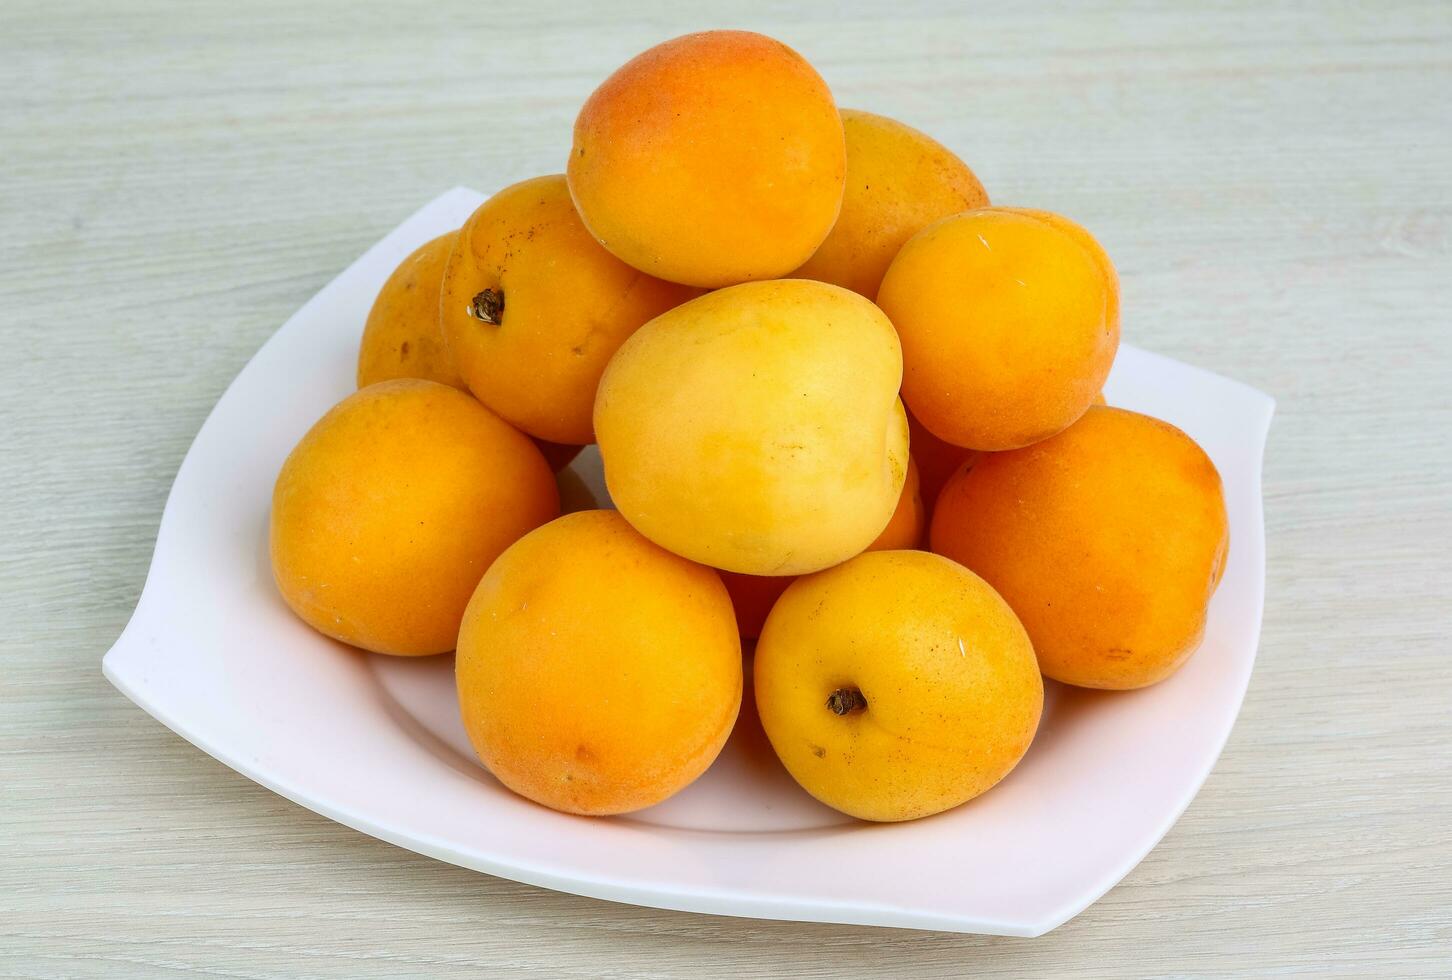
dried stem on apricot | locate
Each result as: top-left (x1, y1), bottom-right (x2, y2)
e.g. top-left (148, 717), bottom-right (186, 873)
top-left (826, 687), bottom-right (867, 715)
top-left (469, 288), bottom-right (505, 325)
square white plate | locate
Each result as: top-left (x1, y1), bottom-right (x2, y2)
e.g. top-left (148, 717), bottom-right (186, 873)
top-left (103, 187), bottom-right (1274, 937)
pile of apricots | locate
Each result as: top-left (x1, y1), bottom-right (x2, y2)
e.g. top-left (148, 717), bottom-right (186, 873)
top-left (270, 30), bottom-right (1229, 823)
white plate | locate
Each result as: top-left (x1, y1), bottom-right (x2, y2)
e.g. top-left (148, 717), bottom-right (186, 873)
top-left (103, 187), bottom-right (1274, 937)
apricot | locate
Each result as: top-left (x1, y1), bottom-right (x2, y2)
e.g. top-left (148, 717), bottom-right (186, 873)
top-left (440, 175), bottom-right (697, 446)
top-left (794, 109), bottom-right (988, 298)
top-left (878, 208), bottom-right (1119, 451)
top-left (270, 380), bottom-right (559, 656)
top-left (356, 232), bottom-right (466, 391)
top-left (595, 279), bottom-right (907, 576)
top-left (931, 406), bottom-right (1229, 689)
top-left (456, 510), bottom-right (742, 815)
top-left (755, 550), bottom-right (1043, 822)
top-left (722, 455), bottom-right (925, 639)
top-left (568, 30), bottom-right (846, 287)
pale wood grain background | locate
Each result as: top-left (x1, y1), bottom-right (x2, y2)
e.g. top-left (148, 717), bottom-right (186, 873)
top-left (3, 0), bottom-right (1450, 975)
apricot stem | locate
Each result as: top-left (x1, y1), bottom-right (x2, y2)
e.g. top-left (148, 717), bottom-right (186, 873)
top-left (469, 288), bottom-right (505, 325)
top-left (826, 687), bottom-right (867, 715)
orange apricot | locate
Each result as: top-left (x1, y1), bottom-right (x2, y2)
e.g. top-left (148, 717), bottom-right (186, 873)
top-left (930, 406), bottom-right (1229, 689)
top-left (1000, 207), bottom-right (1119, 337)
top-left (794, 109), bottom-right (988, 298)
top-left (356, 232), bottom-right (465, 390)
top-left (456, 510), bottom-right (742, 815)
top-left (356, 229), bottom-right (586, 471)
top-left (270, 380), bottom-right (559, 656)
top-left (568, 30), bottom-right (846, 287)
top-left (878, 207), bottom-right (1119, 451)
top-left (441, 175), bottom-right (696, 446)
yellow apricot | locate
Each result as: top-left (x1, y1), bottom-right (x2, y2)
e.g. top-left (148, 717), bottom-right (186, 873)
top-left (357, 232), bottom-right (465, 390)
top-left (794, 108), bottom-right (988, 298)
top-left (755, 550), bottom-right (1043, 821)
top-left (595, 279), bottom-right (907, 576)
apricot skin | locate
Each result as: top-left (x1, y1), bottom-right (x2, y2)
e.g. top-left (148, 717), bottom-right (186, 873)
top-left (754, 550), bottom-right (1043, 822)
top-left (722, 456), bottom-right (925, 639)
top-left (270, 380), bottom-right (560, 656)
top-left (595, 279), bottom-right (907, 576)
top-left (441, 175), bottom-right (697, 446)
top-left (568, 31), bottom-right (846, 288)
top-left (931, 406), bottom-right (1229, 689)
top-left (456, 510), bottom-right (742, 815)
top-left (1001, 207), bottom-right (1120, 337)
top-left (878, 207), bottom-right (1119, 451)
top-left (794, 109), bottom-right (988, 299)
top-left (356, 232), bottom-right (466, 391)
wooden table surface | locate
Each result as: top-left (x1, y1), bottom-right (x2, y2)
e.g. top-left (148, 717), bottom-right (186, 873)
top-left (4, 1), bottom-right (1449, 975)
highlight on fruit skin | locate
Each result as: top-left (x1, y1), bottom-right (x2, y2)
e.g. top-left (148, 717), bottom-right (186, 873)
top-left (878, 206), bottom-right (1120, 452)
top-left (356, 231), bottom-right (467, 391)
top-left (440, 175), bottom-right (698, 446)
top-left (455, 510), bottom-right (742, 816)
top-left (568, 30), bottom-right (847, 288)
top-left (754, 549), bottom-right (1043, 822)
top-left (793, 108), bottom-right (988, 299)
top-left (269, 379), bottom-right (560, 656)
top-left (594, 278), bottom-right (908, 576)
top-left (931, 405), bottom-right (1229, 690)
